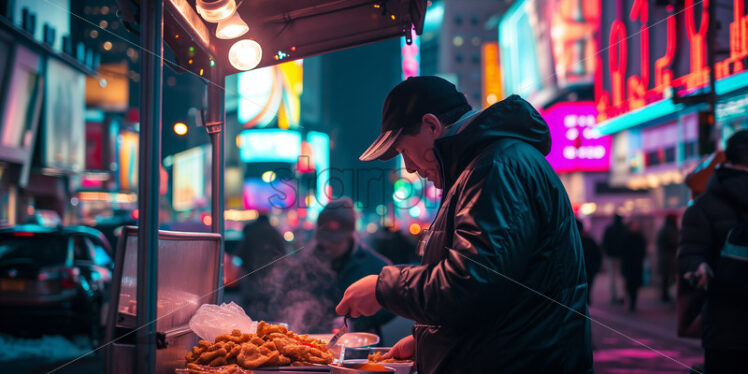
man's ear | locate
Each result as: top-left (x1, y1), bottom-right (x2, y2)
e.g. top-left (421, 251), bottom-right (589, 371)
top-left (421, 113), bottom-right (443, 137)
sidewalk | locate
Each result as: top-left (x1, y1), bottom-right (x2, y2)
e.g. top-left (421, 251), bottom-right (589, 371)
top-left (589, 273), bottom-right (704, 374)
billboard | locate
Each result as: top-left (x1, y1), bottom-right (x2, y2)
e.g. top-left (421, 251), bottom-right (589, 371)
top-left (118, 131), bottom-right (138, 191)
top-left (237, 60), bottom-right (303, 130)
top-left (238, 129), bottom-right (302, 163)
top-left (595, 0), bottom-right (739, 123)
top-left (243, 177), bottom-right (296, 212)
top-left (499, 0), bottom-right (599, 101)
top-left (44, 58), bottom-right (86, 172)
top-left (173, 146), bottom-right (210, 211)
top-left (481, 42), bottom-right (502, 108)
top-left (542, 101), bottom-right (611, 172)
top-left (0, 44), bottom-right (43, 166)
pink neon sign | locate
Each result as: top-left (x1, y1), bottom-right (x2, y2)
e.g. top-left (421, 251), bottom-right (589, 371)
top-left (542, 101), bottom-right (611, 172)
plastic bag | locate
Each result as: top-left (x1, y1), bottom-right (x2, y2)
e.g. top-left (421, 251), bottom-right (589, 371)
top-left (188, 302), bottom-right (257, 342)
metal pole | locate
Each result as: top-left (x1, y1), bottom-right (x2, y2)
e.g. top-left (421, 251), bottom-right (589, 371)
top-left (136, 0), bottom-right (163, 373)
top-left (206, 67), bottom-right (225, 303)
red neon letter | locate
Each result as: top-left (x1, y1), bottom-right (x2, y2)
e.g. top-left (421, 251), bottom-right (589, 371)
top-left (685, 0), bottom-right (709, 89)
top-left (628, 0), bottom-right (649, 108)
top-left (654, 7), bottom-right (675, 93)
top-left (609, 21), bottom-right (627, 108)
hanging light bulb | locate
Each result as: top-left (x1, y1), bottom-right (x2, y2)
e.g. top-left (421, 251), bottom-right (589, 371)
top-left (196, 0), bottom-right (237, 23)
top-left (229, 39), bottom-right (262, 71)
top-left (216, 12), bottom-right (248, 39)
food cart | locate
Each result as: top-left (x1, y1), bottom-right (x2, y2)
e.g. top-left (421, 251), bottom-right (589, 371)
top-left (105, 1), bottom-right (426, 373)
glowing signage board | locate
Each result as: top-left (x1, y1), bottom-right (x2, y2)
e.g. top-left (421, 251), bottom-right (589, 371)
top-left (243, 177), bottom-right (296, 212)
top-left (173, 146), bottom-right (208, 211)
top-left (499, 0), bottom-right (599, 100)
top-left (481, 42), bottom-right (502, 107)
top-left (543, 102), bottom-right (611, 172)
top-left (237, 60), bottom-right (303, 129)
top-left (401, 28), bottom-right (420, 80)
top-left (596, 0), bottom-right (748, 126)
top-left (238, 129), bottom-right (302, 163)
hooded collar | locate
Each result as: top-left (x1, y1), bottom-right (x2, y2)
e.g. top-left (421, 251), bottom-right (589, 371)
top-left (433, 95), bottom-right (551, 191)
top-left (707, 165), bottom-right (748, 210)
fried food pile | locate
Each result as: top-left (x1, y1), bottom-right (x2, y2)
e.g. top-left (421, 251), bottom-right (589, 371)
top-left (368, 351), bottom-right (411, 364)
top-left (184, 321), bottom-right (333, 371)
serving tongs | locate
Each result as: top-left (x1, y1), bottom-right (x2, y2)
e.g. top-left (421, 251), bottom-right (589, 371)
top-left (326, 315), bottom-right (348, 349)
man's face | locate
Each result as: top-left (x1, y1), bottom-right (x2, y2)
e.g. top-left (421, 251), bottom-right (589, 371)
top-left (394, 114), bottom-right (445, 188)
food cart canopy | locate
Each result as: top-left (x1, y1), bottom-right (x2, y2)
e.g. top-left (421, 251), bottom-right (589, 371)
top-left (117, 0), bottom-right (427, 77)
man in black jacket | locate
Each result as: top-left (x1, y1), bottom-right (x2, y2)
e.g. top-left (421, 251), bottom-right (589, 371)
top-left (335, 77), bottom-right (592, 373)
top-left (679, 129), bottom-right (748, 374)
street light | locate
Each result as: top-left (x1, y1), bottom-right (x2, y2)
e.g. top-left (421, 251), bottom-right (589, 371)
top-left (216, 12), bottom-right (248, 39)
top-left (195, 0), bottom-right (237, 23)
top-left (173, 122), bottom-right (188, 135)
top-left (228, 39), bottom-right (262, 71)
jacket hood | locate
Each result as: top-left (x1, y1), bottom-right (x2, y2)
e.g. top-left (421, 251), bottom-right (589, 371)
top-left (433, 95), bottom-right (551, 189)
top-left (707, 165), bottom-right (748, 209)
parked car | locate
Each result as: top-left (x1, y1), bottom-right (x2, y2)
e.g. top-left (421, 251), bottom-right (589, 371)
top-left (0, 225), bottom-right (113, 344)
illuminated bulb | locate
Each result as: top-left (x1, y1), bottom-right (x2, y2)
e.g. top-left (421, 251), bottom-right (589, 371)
top-left (261, 170), bottom-right (276, 183)
top-left (229, 39), bottom-right (262, 71)
top-left (196, 0), bottom-right (237, 23)
top-left (216, 12), bottom-right (248, 39)
top-left (173, 122), bottom-right (188, 135)
top-left (283, 231), bottom-right (295, 242)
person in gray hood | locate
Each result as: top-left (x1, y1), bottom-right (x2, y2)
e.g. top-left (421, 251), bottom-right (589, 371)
top-left (335, 76), bottom-right (592, 373)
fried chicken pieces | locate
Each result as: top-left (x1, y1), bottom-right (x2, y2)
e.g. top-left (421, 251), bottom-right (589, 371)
top-left (184, 321), bottom-right (333, 371)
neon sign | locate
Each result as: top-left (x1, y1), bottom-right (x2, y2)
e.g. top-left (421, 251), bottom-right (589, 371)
top-left (596, 0), bottom-right (748, 124)
top-left (401, 27), bottom-right (419, 80)
top-left (481, 42), bottom-right (502, 107)
top-left (543, 102), bottom-right (611, 172)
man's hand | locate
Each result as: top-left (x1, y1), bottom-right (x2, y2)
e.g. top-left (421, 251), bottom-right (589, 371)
top-left (336, 275), bottom-right (381, 318)
top-left (685, 262), bottom-right (713, 290)
top-left (382, 335), bottom-right (415, 360)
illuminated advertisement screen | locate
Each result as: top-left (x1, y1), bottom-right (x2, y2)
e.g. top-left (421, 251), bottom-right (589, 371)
top-left (401, 28), bottom-right (419, 80)
top-left (238, 129), bottom-right (302, 163)
top-left (173, 146), bottom-right (209, 211)
top-left (542, 102), bottom-right (611, 172)
top-left (243, 177), bottom-right (296, 212)
top-left (118, 131), bottom-right (138, 191)
top-left (499, 0), bottom-right (543, 98)
top-left (0, 45), bottom-right (42, 164)
top-left (44, 58), bottom-right (86, 172)
top-left (237, 60), bottom-right (302, 130)
top-left (500, 0), bottom-right (598, 99)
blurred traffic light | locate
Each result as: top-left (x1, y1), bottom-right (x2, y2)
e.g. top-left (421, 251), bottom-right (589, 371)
top-left (698, 111), bottom-right (715, 155)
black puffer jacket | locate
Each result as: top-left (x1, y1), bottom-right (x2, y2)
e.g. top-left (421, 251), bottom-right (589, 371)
top-left (375, 95), bottom-right (592, 373)
top-left (678, 165), bottom-right (748, 350)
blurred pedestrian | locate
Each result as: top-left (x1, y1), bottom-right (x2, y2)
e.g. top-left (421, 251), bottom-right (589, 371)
top-left (577, 220), bottom-right (602, 305)
top-left (276, 198), bottom-right (393, 335)
top-left (679, 130), bottom-right (748, 374)
top-left (238, 214), bottom-right (287, 321)
top-left (622, 220), bottom-right (646, 312)
top-left (602, 214), bottom-right (627, 304)
top-left (656, 214), bottom-right (679, 302)
top-left (337, 77), bottom-right (592, 373)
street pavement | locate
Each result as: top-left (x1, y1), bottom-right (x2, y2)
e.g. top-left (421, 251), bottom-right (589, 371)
top-left (589, 273), bottom-right (704, 374)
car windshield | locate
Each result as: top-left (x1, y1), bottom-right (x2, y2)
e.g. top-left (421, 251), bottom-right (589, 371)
top-left (0, 234), bottom-right (68, 268)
